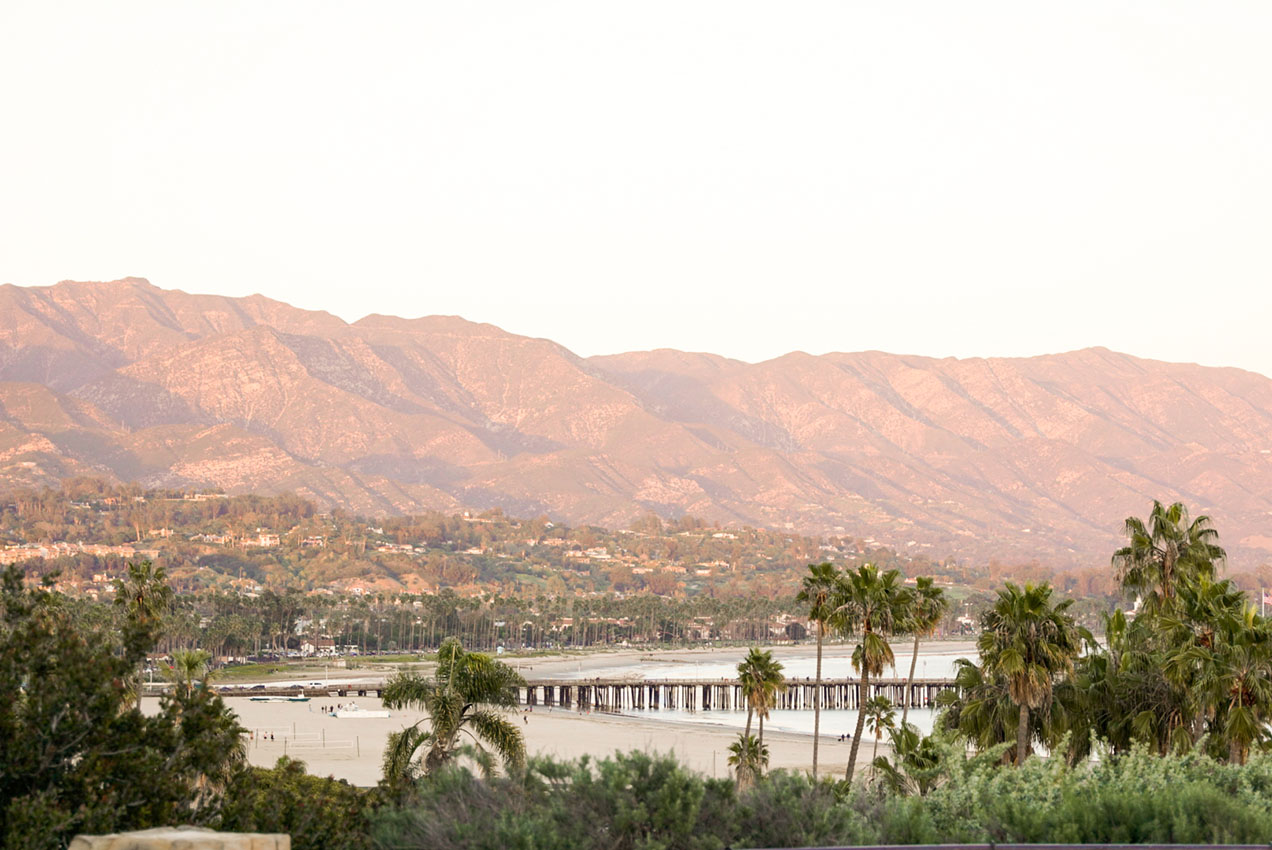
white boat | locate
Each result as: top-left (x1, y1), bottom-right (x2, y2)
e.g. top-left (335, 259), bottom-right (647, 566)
top-left (332, 702), bottom-right (390, 719)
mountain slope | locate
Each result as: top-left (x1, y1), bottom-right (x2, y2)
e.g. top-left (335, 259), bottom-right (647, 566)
top-left (4, 277), bottom-right (1272, 567)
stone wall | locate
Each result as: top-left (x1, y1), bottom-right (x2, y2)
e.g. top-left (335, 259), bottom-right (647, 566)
top-left (69, 827), bottom-right (289, 850)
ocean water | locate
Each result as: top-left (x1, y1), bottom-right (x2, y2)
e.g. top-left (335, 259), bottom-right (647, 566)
top-left (548, 644), bottom-right (968, 738)
top-left (548, 645), bottom-right (970, 682)
top-left (614, 705), bottom-right (941, 738)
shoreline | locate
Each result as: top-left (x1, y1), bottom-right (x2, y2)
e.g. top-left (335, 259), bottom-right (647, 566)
top-left (218, 692), bottom-right (895, 787)
top-left (210, 642), bottom-right (960, 785)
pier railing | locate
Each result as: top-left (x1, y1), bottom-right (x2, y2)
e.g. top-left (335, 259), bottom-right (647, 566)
top-left (516, 676), bottom-right (958, 712)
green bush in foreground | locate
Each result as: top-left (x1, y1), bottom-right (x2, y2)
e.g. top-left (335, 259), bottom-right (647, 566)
top-left (218, 757), bottom-right (381, 850)
top-left (370, 748), bottom-right (1272, 850)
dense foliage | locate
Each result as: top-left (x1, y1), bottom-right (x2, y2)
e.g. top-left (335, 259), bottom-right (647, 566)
top-left (219, 757), bottom-right (379, 850)
top-left (370, 749), bottom-right (1272, 849)
top-left (12, 497), bottom-right (1272, 849)
top-left (938, 501), bottom-right (1272, 767)
top-left (0, 564), bottom-right (244, 850)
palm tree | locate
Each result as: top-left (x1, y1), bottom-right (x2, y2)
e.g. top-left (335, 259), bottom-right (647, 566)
top-left (113, 560), bottom-right (174, 707)
top-left (736, 648), bottom-right (786, 766)
top-left (796, 562), bottom-right (840, 778)
top-left (834, 563), bottom-right (909, 783)
top-left (900, 577), bottom-right (948, 729)
top-left (863, 694), bottom-right (896, 764)
top-left (936, 657), bottom-right (1024, 762)
top-left (381, 637), bottom-right (526, 789)
top-left (872, 724), bottom-right (946, 797)
top-left (727, 733), bottom-right (768, 789)
top-left (169, 648), bottom-right (212, 698)
top-left (978, 582), bottom-right (1084, 766)
top-left (1113, 500), bottom-right (1225, 613)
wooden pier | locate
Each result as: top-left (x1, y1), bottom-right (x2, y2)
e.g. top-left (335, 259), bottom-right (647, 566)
top-left (515, 677), bottom-right (958, 712)
top-left (188, 676), bottom-right (960, 711)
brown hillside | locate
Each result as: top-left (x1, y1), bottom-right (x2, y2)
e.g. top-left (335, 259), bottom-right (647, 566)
top-left (4, 277), bottom-right (1272, 567)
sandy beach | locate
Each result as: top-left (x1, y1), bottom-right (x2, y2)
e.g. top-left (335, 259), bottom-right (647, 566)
top-left (225, 695), bottom-right (884, 786)
top-left (212, 640), bottom-right (973, 786)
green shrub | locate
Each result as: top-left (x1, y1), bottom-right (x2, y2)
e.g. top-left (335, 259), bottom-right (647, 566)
top-left (370, 747), bottom-right (1272, 850)
top-left (219, 757), bottom-right (380, 850)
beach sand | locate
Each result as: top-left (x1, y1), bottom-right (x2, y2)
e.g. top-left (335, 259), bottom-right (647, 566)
top-left (225, 695), bottom-right (885, 786)
top-left (212, 641), bottom-right (968, 786)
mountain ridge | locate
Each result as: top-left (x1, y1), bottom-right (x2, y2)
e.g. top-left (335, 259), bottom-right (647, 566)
top-left (3, 277), bottom-right (1271, 568)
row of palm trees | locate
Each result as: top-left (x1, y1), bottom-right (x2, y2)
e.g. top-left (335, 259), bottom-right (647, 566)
top-left (381, 499), bottom-right (1265, 794)
top-left (727, 564), bottom-right (951, 786)
top-left (731, 500), bottom-right (1272, 789)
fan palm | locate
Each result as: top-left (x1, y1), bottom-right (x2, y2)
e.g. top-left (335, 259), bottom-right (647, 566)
top-left (737, 647), bottom-right (786, 761)
top-left (796, 562), bottom-right (840, 778)
top-left (169, 648), bottom-right (212, 698)
top-left (900, 577), bottom-right (948, 729)
top-left (872, 723), bottom-right (946, 797)
top-left (1113, 501), bottom-right (1225, 613)
top-left (863, 694), bottom-right (896, 764)
top-left (381, 637), bottom-right (526, 790)
top-left (727, 733), bottom-right (768, 789)
top-left (833, 563), bottom-right (909, 782)
top-left (936, 657), bottom-right (1021, 761)
top-left (978, 582), bottom-right (1084, 766)
top-left (113, 560), bottom-right (174, 707)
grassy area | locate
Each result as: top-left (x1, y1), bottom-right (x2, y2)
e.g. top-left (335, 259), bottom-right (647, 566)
top-left (214, 662), bottom-right (317, 681)
top-left (364, 653), bottom-right (435, 664)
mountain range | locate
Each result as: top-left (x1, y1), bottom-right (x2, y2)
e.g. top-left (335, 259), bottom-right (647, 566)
top-left (3, 277), bottom-right (1272, 568)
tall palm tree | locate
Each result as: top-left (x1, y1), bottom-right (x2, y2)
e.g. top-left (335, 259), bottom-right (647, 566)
top-left (863, 694), bottom-right (896, 764)
top-left (900, 577), bottom-right (948, 729)
top-left (1113, 500), bottom-right (1225, 613)
top-left (796, 562), bottom-right (840, 778)
top-left (834, 563), bottom-right (909, 783)
top-left (978, 582), bottom-right (1084, 766)
top-left (381, 637), bottom-right (526, 790)
top-left (736, 648), bottom-right (786, 761)
top-left (113, 560), bottom-right (174, 707)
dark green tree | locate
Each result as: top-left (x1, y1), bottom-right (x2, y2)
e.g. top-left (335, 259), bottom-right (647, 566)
top-left (0, 565), bottom-right (244, 850)
top-left (978, 582), bottom-right (1085, 766)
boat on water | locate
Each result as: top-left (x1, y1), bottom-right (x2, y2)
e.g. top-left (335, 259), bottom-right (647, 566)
top-left (331, 701), bottom-right (390, 719)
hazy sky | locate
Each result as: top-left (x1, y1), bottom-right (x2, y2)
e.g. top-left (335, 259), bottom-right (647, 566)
top-left (2, 2), bottom-right (1269, 373)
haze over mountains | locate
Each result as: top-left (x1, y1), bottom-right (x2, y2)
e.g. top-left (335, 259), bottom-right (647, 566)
top-left (3, 277), bottom-right (1272, 567)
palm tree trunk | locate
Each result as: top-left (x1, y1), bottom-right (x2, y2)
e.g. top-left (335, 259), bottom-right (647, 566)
top-left (812, 621), bottom-right (824, 778)
top-left (872, 732), bottom-right (880, 764)
top-left (758, 714), bottom-right (765, 763)
top-left (1016, 703), bottom-right (1030, 766)
top-left (744, 705), bottom-right (754, 740)
top-left (846, 667), bottom-right (869, 782)
top-left (901, 632), bottom-right (919, 729)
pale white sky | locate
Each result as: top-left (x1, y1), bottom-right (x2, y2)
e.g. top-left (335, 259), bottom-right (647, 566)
top-left (2, 2), bottom-right (1269, 372)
